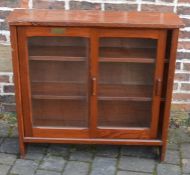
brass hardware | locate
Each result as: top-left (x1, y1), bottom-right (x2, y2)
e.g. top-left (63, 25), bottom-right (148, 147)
top-left (92, 77), bottom-right (97, 96)
top-left (51, 28), bottom-right (66, 34)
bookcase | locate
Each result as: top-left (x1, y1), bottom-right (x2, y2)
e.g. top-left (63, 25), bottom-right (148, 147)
top-left (8, 9), bottom-right (184, 160)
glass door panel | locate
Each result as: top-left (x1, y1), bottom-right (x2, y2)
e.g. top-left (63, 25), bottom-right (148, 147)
top-left (32, 99), bottom-right (87, 127)
top-left (28, 36), bottom-right (89, 128)
top-left (98, 101), bottom-right (151, 127)
top-left (98, 37), bottom-right (157, 128)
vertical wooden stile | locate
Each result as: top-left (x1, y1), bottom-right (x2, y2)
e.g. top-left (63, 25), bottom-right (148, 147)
top-left (161, 29), bottom-right (179, 161)
top-left (17, 27), bottom-right (33, 136)
top-left (10, 26), bottom-right (26, 157)
top-left (89, 29), bottom-right (99, 138)
top-left (150, 30), bottom-right (167, 138)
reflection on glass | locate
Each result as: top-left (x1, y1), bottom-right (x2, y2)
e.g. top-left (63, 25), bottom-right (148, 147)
top-left (98, 37), bottom-right (157, 127)
top-left (28, 37), bottom-right (89, 128)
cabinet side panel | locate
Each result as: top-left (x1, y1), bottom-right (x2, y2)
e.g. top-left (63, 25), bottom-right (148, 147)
top-left (161, 29), bottom-right (179, 161)
top-left (17, 27), bottom-right (33, 136)
top-left (158, 30), bottom-right (172, 139)
top-left (9, 26), bottom-right (26, 156)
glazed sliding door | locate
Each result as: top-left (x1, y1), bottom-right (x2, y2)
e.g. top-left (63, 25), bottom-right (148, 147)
top-left (96, 29), bottom-right (167, 139)
top-left (18, 27), bottom-right (91, 138)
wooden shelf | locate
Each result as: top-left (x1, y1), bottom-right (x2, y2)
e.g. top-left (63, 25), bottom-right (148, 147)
top-left (98, 84), bottom-right (166, 101)
top-left (100, 57), bottom-right (169, 63)
top-left (31, 81), bottom-right (87, 97)
top-left (32, 95), bottom-right (86, 100)
top-left (29, 46), bottom-right (87, 61)
top-left (100, 48), bottom-right (169, 63)
top-left (30, 56), bottom-right (86, 62)
top-left (29, 46), bottom-right (169, 63)
top-left (100, 47), bottom-right (156, 63)
top-left (98, 120), bottom-right (149, 127)
top-left (99, 96), bottom-right (165, 102)
top-left (33, 118), bottom-right (87, 127)
top-left (100, 57), bottom-right (155, 63)
top-left (98, 96), bottom-right (152, 102)
top-left (32, 83), bottom-right (155, 101)
top-left (99, 84), bottom-right (153, 98)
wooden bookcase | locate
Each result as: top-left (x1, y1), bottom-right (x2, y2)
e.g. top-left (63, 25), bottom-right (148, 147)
top-left (8, 10), bottom-right (184, 160)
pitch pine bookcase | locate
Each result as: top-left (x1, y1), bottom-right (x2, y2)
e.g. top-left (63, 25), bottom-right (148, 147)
top-left (8, 9), bottom-right (184, 160)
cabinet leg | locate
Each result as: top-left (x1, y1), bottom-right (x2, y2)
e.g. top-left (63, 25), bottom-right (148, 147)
top-left (160, 146), bottom-right (166, 162)
top-left (19, 142), bottom-right (26, 159)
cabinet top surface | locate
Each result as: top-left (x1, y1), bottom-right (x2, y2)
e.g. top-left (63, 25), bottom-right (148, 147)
top-left (8, 9), bottom-right (184, 28)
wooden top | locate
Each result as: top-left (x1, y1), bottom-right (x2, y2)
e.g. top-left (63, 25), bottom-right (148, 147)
top-left (8, 9), bottom-right (184, 28)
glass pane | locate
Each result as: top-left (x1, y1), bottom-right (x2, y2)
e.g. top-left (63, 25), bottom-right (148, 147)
top-left (99, 101), bottom-right (151, 127)
top-left (32, 99), bottom-right (87, 127)
top-left (28, 36), bottom-right (89, 128)
top-left (100, 38), bottom-right (157, 61)
top-left (98, 37), bottom-right (157, 128)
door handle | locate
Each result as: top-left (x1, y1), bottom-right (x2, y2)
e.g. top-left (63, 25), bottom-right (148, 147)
top-left (92, 77), bottom-right (97, 96)
top-left (155, 78), bottom-right (162, 96)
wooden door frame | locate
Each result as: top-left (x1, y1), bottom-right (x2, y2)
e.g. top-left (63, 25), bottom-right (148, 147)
top-left (149, 30), bottom-right (167, 138)
top-left (17, 26), bottom-right (92, 138)
top-left (94, 28), bottom-right (167, 139)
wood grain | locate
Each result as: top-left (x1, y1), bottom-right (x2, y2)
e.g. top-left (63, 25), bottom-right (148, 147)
top-left (7, 10), bottom-right (184, 28)
top-left (10, 26), bottom-right (26, 158)
top-left (150, 30), bottom-right (167, 139)
top-left (24, 137), bottom-right (163, 146)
